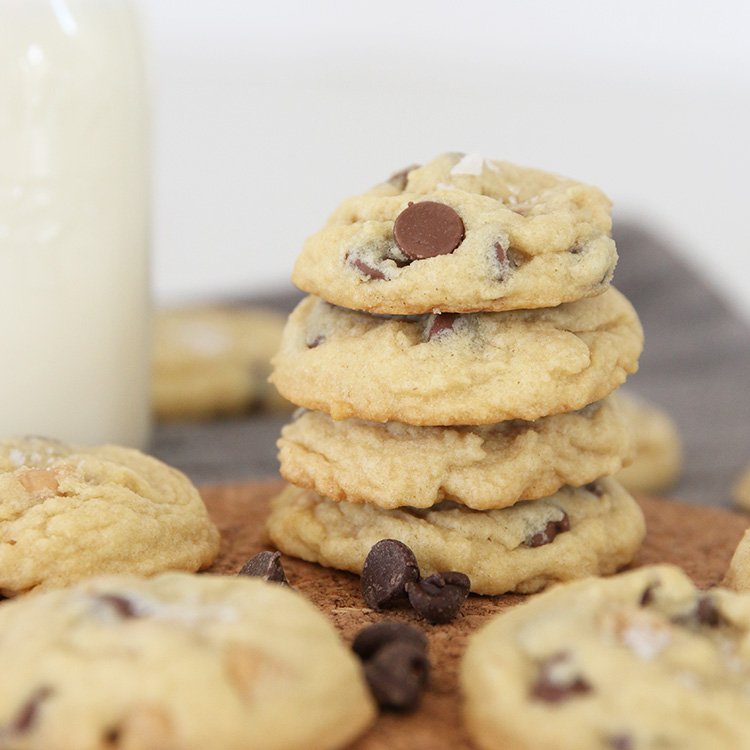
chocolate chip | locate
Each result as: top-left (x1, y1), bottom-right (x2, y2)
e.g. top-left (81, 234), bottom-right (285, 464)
top-left (361, 540), bottom-right (420, 610)
top-left (238, 550), bottom-right (289, 585)
top-left (7, 687), bottom-right (53, 734)
top-left (608, 734), bottom-right (634, 750)
top-left (531, 654), bottom-right (592, 703)
top-left (306, 334), bottom-right (325, 348)
top-left (425, 313), bottom-right (458, 341)
top-left (526, 513), bottom-right (570, 547)
top-left (352, 621), bottom-right (428, 661)
top-left (348, 255), bottom-right (387, 280)
top-left (570, 245), bottom-right (584, 255)
top-left (393, 201), bottom-right (465, 260)
top-left (363, 641), bottom-right (430, 711)
top-left (405, 572), bottom-right (470, 624)
top-left (387, 164), bottom-right (420, 191)
top-left (493, 241), bottom-right (522, 280)
top-left (695, 595), bottom-right (722, 627)
top-left (98, 594), bottom-right (139, 619)
top-left (639, 583), bottom-right (658, 607)
top-left (585, 481), bottom-right (605, 497)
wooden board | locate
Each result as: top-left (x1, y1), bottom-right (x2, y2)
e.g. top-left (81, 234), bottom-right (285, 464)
top-left (202, 480), bottom-right (749, 750)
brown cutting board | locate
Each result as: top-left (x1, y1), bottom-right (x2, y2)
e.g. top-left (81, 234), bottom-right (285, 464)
top-left (202, 480), bottom-right (749, 750)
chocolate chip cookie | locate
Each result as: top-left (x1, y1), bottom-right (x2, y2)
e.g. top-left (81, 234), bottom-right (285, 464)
top-left (266, 479), bottom-right (645, 595)
top-left (0, 573), bottom-right (375, 749)
top-left (732, 464), bottom-right (750, 512)
top-left (278, 399), bottom-right (634, 510)
top-left (0, 437), bottom-right (219, 595)
top-left (293, 153), bottom-right (617, 314)
top-left (462, 565), bottom-right (750, 750)
top-left (270, 288), bottom-right (643, 425)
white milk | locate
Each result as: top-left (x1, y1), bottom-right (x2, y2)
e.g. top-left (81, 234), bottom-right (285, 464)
top-left (0, 0), bottom-right (150, 448)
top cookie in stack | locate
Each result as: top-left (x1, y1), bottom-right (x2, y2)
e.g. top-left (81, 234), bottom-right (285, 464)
top-left (268, 153), bottom-right (645, 597)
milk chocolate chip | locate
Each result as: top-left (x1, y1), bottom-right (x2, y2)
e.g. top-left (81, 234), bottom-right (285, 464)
top-left (387, 164), bottom-right (420, 191)
top-left (531, 653), bottom-right (592, 703)
top-left (98, 594), bottom-right (139, 619)
top-left (494, 241), bottom-right (523, 281)
top-left (526, 513), bottom-right (570, 547)
top-left (361, 539), bottom-right (420, 610)
top-left (406, 571), bottom-right (470, 624)
top-left (393, 201), bottom-right (465, 260)
top-left (238, 550), bottom-right (289, 585)
top-left (7, 687), bottom-right (53, 734)
top-left (348, 255), bottom-right (386, 280)
top-left (425, 313), bottom-right (458, 341)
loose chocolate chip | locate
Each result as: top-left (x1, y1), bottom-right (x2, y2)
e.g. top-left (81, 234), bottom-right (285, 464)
top-left (425, 313), bottom-right (458, 341)
top-left (526, 513), bottom-right (571, 547)
top-left (8, 686), bottom-right (53, 734)
top-left (98, 594), bottom-right (139, 619)
top-left (406, 571), bottom-right (470, 624)
top-left (306, 334), bottom-right (325, 348)
top-left (531, 654), bottom-right (592, 704)
top-left (352, 621), bottom-right (428, 661)
top-left (238, 550), bottom-right (289, 585)
top-left (393, 201), bottom-right (465, 260)
top-left (361, 540), bottom-right (420, 610)
top-left (585, 481), bottom-right (605, 497)
top-left (348, 255), bottom-right (387, 280)
top-left (387, 163), bottom-right (420, 191)
top-left (363, 641), bottom-right (430, 711)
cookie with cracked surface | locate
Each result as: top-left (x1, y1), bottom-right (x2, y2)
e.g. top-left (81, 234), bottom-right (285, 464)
top-left (292, 153), bottom-right (617, 314)
top-left (462, 564), bottom-right (750, 750)
top-left (266, 480), bottom-right (644, 596)
top-left (732, 464), bottom-right (750, 512)
top-left (614, 391), bottom-right (682, 495)
top-left (278, 399), bottom-right (634, 510)
top-left (153, 305), bottom-right (290, 420)
top-left (0, 437), bottom-right (220, 596)
top-left (0, 573), bottom-right (375, 750)
top-left (270, 288), bottom-right (642, 425)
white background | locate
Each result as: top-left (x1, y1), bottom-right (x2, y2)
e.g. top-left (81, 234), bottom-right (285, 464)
top-left (136, 1), bottom-right (750, 321)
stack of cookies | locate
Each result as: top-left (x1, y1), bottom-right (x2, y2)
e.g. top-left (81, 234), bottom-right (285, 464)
top-left (268, 152), bottom-right (645, 595)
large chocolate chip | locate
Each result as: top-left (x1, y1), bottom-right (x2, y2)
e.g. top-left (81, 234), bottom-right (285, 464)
top-left (406, 572), bottom-right (470, 624)
top-left (531, 653), bottom-right (592, 703)
top-left (526, 513), bottom-right (570, 547)
top-left (363, 641), bottom-right (430, 711)
top-left (352, 620), bottom-right (428, 661)
top-left (98, 594), bottom-right (139, 619)
top-left (361, 539), bottom-right (420, 610)
top-left (7, 687), bottom-right (53, 734)
top-left (238, 550), bottom-right (289, 585)
top-left (425, 313), bottom-right (458, 341)
top-left (393, 201), bottom-right (465, 260)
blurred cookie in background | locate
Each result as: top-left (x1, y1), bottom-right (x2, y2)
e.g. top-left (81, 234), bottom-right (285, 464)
top-left (614, 391), bottom-right (682, 495)
top-left (732, 465), bottom-right (750, 512)
top-left (153, 306), bottom-right (292, 420)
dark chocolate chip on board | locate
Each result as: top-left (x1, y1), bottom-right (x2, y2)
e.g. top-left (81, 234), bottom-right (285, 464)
top-left (363, 640), bottom-right (430, 712)
top-left (393, 201), bottom-right (465, 260)
top-left (352, 620), bottom-right (428, 661)
top-left (406, 571), bottom-right (470, 624)
top-left (238, 550), bottom-right (289, 585)
top-left (361, 539), bottom-right (420, 610)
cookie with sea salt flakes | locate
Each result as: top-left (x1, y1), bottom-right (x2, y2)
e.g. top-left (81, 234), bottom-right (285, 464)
top-left (292, 153), bottom-right (617, 314)
top-left (270, 287), bottom-right (642, 426)
top-left (462, 565), bottom-right (750, 750)
top-left (0, 437), bottom-right (219, 596)
top-left (0, 573), bottom-right (375, 750)
top-left (266, 479), bottom-right (645, 596)
top-left (278, 398), bottom-right (634, 510)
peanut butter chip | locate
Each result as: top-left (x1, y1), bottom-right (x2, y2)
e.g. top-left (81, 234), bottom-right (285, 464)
top-left (393, 201), bottom-right (465, 260)
top-left (18, 469), bottom-right (59, 495)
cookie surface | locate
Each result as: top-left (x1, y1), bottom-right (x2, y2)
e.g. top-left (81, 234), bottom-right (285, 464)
top-left (153, 305), bottom-right (289, 420)
top-left (271, 288), bottom-right (642, 425)
top-left (0, 573), bottom-right (375, 750)
top-left (0, 437), bottom-right (220, 595)
top-left (266, 480), bottom-right (644, 596)
top-left (278, 399), bottom-right (634, 510)
top-left (462, 565), bottom-right (750, 750)
top-left (293, 153), bottom-right (617, 314)
top-left (724, 527), bottom-right (750, 591)
top-left (614, 391), bottom-right (682, 495)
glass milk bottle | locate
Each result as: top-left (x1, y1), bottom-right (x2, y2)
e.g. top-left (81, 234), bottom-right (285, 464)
top-left (0, 0), bottom-right (150, 448)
